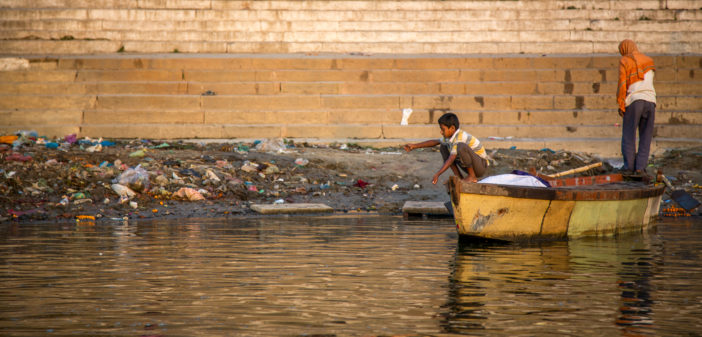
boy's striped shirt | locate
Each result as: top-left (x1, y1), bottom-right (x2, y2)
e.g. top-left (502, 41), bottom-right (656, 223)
top-left (442, 129), bottom-right (488, 163)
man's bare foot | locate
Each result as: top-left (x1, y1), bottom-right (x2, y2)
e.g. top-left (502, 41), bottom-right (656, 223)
top-left (462, 176), bottom-right (478, 183)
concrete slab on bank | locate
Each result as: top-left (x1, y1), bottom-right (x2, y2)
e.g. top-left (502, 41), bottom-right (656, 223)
top-left (402, 201), bottom-right (451, 218)
top-left (250, 203), bottom-right (334, 215)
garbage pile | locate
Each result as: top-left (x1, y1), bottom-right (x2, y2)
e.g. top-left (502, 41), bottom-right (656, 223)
top-left (0, 132), bottom-right (388, 222)
top-left (2, 131), bottom-right (700, 222)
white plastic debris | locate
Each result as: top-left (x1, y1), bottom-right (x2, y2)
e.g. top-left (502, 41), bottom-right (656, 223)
top-left (255, 138), bottom-right (287, 153)
top-left (111, 184), bottom-right (136, 198)
top-left (401, 108), bottom-right (413, 125)
top-left (205, 169), bottom-right (221, 182)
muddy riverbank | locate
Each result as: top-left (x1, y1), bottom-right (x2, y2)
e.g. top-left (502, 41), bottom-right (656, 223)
top-left (1, 134), bottom-right (701, 222)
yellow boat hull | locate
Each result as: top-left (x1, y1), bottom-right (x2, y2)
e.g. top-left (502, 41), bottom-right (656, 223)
top-left (449, 176), bottom-right (664, 241)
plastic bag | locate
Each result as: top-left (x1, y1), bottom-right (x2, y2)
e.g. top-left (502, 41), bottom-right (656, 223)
top-left (111, 184), bottom-right (136, 198)
top-left (254, 138), bottom-right (286, 153)
top-left (174, 187), bottom-right (205, 201)
top-left (113, 165), bottom-right (150, 192)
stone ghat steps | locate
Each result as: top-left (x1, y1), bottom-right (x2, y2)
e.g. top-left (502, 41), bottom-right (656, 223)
top-left (3, 19), bottom-right (700, 33)
top-left (2, 93), bottom-right (700, 113)
top-left (1, 0), bottom-right (701, 54)
top-left (1, 0), bottom-right (699, 10)
top-left (1, 79), bottom-right (700, 96)
top-left (1, 54), bottom-right (700, 156)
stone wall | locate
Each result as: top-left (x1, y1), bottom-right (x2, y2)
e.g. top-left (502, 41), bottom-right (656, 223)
top-left (1, 54), bottom-right (700, 156)
top-left (0, 0), bottom-right (701, 54)
top-left (0, 1), bottom-right (700, 155)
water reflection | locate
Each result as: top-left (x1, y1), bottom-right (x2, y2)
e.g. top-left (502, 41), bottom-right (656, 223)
top-left (443, 221), bottom-right (702, 336)
top-left (0, 216), bottom-right (457, 336)
top-left (0, 217), bottom-right (701, 336)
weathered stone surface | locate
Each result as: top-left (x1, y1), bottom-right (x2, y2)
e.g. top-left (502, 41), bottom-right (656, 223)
top-left (250, 203), bottom-right (334, 214)
top-left (1, 54), bottom-right (700, 156)
top-left (402, 201), bottom-right (449, 215)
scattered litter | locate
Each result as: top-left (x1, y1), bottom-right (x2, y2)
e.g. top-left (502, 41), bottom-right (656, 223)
top-left (111, 184), bottom-right (136, 198)
top-left (5, 153), bottom-right (32, 162)
top-left (113, 165), bottom-right (149, 192)
top-left (205, 169), bottom-right (221, 182)
top-left (0, 135), bottom-right (18, 144)
top-left (85, 143), bottom-right (102, 152)
top-left (660, 206), bottom-right (692, 217)
top-left (264, 164), bottom-right (280, 175)
top-left (401, 108), bottom-right (413, 126)
top-left (64, 134), bottom-right (77, 144)
top-left (173, 187), bottom-right (205, 201)
top-left (241, 161), bottom-right (259, 172)
top-left (354, 179), bottom-right (370, 188)
top-left (0, 130), bottom-right (698, 222)
top-left (129, 149), bottom-right (146, 158)
top-left (255, 138), bottom-right (287, 153)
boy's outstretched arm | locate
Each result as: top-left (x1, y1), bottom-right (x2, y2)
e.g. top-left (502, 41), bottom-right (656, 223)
top-left (404, 139), bottom-right (440, 152)
top-left (433, 153), bottom-right (457, 184)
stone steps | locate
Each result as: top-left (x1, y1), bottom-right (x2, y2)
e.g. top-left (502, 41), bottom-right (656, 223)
top-left (1, 37), bottom-right (698, 55)
top-left (3, 19), bottom-right (700, 33)
top-left (1, 0), bottom-right (699, 10)
top-left (1, 54), bottom-right (700, 156)
top-left (1, 0), bottom-right (700, 54)
top-left (2, 93), bottom-right (699, 112)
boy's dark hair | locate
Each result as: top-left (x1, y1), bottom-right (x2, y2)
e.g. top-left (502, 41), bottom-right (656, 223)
top-left (438, 112), bottom-right (459, 129)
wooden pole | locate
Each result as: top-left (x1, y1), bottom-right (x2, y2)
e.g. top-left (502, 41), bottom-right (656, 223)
top-left (546, 162), bottom-right (602, 178)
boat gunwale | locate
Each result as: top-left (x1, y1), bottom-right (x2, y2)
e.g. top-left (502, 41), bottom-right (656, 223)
top-left (449, 176), bottom-right (665, 202)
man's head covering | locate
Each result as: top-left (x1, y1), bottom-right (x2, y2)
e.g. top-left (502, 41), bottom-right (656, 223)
top-left (618, 39), bottom-right (647, 81)
top-left (618, 39), bottom-right (639, 56)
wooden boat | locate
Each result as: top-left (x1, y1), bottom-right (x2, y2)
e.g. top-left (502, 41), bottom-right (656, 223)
top-left (448, 174), bottom-right (665, 241)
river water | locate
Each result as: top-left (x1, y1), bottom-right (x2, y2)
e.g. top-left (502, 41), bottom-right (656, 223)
top-left (0, 215), bottom-right (701, 336)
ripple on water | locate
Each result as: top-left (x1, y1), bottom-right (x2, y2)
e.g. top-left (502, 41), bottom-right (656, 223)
top-left (0, 216), bottom-right (701, 336)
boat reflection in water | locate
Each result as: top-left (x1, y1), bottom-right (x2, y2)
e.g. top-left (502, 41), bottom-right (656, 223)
top-left (1, 217), bottom-right (700, 336)
top-left (442, 230), bottom-right (668, 336)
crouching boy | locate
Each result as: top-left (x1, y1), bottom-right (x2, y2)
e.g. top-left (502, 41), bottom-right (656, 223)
top-left (404, 113), bottom-right (489, 184)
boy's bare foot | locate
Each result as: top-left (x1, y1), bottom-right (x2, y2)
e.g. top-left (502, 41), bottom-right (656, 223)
top-left (462, 176), bottom-right (478, 183)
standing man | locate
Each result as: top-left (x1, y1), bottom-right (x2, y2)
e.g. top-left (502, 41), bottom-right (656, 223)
top-left (617, 39), bottom-right (656, 175)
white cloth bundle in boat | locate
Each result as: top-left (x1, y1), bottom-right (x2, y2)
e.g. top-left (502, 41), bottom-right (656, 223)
top-left (478, 174), bottom-right (548, 187)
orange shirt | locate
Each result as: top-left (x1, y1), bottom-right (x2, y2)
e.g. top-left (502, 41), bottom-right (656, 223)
top-left (617, 52), bottom-right (655, 112)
